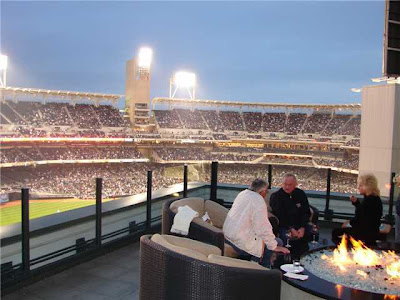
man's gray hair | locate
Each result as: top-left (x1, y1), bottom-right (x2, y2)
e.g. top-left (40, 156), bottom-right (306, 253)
top-left (283, 173), bottom-right (297, 182)
top-left (249, 178), bottom-right (268, 193)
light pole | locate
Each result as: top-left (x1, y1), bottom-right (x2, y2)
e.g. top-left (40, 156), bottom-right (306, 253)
top-left (170, 71), bottom-right (196, 100)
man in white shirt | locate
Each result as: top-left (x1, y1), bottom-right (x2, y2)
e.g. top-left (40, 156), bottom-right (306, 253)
top-left (223, 178), bottom-right (290, 268)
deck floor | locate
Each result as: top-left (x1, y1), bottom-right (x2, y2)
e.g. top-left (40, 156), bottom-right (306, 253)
top-left (2, 226), bottom-right (394, 300)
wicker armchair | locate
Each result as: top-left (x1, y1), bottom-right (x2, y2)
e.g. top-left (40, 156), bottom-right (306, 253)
top-left (162, 197), bottom-right (228, 254)
top-left (140, 234), bottom-right (282, 300)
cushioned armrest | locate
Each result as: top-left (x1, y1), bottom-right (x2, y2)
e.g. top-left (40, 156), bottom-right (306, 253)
top-left (208, 254), bottom-right (266, 270)
top-left (162, 234), bottom-right (221, 256)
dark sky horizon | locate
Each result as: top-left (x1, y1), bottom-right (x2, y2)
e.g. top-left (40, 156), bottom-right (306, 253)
top-left (1, 1), bottom-right (385, 108)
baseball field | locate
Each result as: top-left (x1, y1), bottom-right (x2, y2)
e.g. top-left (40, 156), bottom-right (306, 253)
top-left (0, 198), bottom-right (113, 226)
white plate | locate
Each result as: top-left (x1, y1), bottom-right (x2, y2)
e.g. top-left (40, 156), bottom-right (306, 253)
top-left (280, 264), bottom-right (304, 273)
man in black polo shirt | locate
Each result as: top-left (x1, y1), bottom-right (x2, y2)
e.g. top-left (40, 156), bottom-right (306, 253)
top-left (270, 173), bottom-right (311, 248)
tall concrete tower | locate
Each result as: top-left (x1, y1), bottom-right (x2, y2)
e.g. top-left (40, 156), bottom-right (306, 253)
top-left (359, 84), bottom-right (400, 197)
top-left (125, 48), bottom-right (153, 131)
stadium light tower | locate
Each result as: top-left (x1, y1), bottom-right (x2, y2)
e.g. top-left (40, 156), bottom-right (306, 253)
top-left (125, 47), bottom-right (153, 130)
top-left (0, 54), bottom-right (8, 87)
top-left (170, 71), bottom-right (196, 100)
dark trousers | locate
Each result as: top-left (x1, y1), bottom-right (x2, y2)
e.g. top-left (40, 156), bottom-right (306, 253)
top-left (225, 239), bottom-right (282, 268)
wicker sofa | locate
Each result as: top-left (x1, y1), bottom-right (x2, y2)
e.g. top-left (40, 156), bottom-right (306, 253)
top-left (139, 234), bottom-right (282, 300)
top-left (162, 197), bottom-right (280, 256)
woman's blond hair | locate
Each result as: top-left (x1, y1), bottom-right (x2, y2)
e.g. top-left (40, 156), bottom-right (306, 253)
top-left (358, 174), bottom-right (380, 196)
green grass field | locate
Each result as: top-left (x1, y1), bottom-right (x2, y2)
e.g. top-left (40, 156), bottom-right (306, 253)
top-left (0, 200), bottom-right (100, 226)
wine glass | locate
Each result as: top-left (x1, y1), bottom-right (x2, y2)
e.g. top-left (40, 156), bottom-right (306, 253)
top-left (285, 228), bottom-right (292, 248)
top-left (310, 224), bottom-right (318, 244)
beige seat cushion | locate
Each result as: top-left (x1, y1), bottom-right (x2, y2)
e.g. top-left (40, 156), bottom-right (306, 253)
top-left (224, 243), bottom-right (239, 258)
top-left (208, 254), bottom-right (266, 271)
top-left (151, 234), bottom-right (208, 261)
top-left (204, 200), bottom-right (229, 229)
top-left (161, 234), bottom-right (221, 257)
top-left (170, 197), bottom-right (205, 216)
top-left (192, 217), bottom-right (223, 233)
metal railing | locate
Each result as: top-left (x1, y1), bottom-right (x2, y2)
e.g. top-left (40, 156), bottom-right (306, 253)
top-left (1, 162), bottom-right (397, 293)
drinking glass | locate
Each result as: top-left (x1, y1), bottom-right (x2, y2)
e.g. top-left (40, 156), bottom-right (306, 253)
top-left (293, 259), bottom-right (301, 272)
top-left (285, 228), bottom-right (292, 248)
top-left (310, 224), bottom-right (318, 244)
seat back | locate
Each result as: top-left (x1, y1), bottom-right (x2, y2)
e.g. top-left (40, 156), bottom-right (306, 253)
top-left (204, 200), bottom-right (229, 228)
top-left (169, 197), bottom-right (205, 216)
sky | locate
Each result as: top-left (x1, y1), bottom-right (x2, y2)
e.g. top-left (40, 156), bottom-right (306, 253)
top-left (1, 1), bottom-right (385, 108)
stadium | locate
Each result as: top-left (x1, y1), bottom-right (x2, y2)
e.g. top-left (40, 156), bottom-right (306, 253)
top-left (0, 1), bottom-right (399, 299)
top-left (0, 74), bottom-right (362, 225)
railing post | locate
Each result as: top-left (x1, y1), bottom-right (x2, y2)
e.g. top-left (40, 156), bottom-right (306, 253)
top-left (268, 164), bottom-right (272, 189)
top-left (210, 161), bottom-right (218, 201)
top-left (146, 170), bottom-right (152, 231)
top-left (95, 178), bottom-right (102, 247)
top-left (324, 168), bottom-right (333, 220)
top-left (183, 164), bottom-right (188, 198)
top-left (21, 188), bottom-right (30, 274)
top-left (385, 172), bottom-right (396, 223)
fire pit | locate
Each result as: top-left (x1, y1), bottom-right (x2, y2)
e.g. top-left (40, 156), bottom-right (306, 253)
top-left (301, 235), bottom-right (400, 297)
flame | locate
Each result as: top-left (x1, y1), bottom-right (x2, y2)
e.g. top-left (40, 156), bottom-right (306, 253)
top-left (384, 295), bottom-right (398, 300)
top-left (356, 270), bottom-right (368, 278)
top-left (350, 237), bottom-right (380, 266)
top-left (322, 234), bottom-right (400, 280)
top-left (332, 235), bottom-right (352, 266)
top-left (386, 260), bottom-right (400, 279)
top-left (335, 284), bottom-right (343, 298)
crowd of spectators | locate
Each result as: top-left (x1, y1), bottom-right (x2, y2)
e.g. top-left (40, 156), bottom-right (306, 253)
top-left (214, 164), bottom-right (358, 194)
top-left (155, 148), bottom-right (210, 161)
top-left (1, 144), bottom-right (360, 171)
top-left (286, 113), bottom-right (307, 135)
top-left (1, 163), bottom-right (181, 199)
top-left (0, 100), bottom-right (127, 129)
top-left (262, 113), bottom-right (286, 132)
top-left (338, 116), bottom-right (361, 137)
top-left (0, 99), bottom-right (362, 140)
top-left (0, 162), bottom-right (358, 198)
top-left (314, 154), bottom-right (359, 170)
top-left (218, 111), bottom-right (245, 131)
top-left (41, 103), bottom-right (72, 126)
top-left (15, 127), bottom-right (47, 137)
top-left (345, 139), bottom-right (360, 147)
top-left (212, 133), bottom-right (229, 140)
top-left (153, 109), bottom-right (361, 139)
top-left (302, 113), bottom-right (331, 134)
top-left (7, 102), bottom-right (42, 126)
top-left (0, 102), bottom-right (26, 124)
top-left (243, 112), bottom-right (262, 133)
top-left (175, 109), bottom-right (208, 129)
top-left (68, 104), bottom-right (102, 129)
top-left (154, 110), bottom-right (182, 128)
top-left (262, 155), bottom-right (314, 166)
top-left (0, 145), bottom-right (144, 163)
top-left (93, 105), bottom-right (127, 127)
top-left (0, 148), bottom-right (30, 163)
top-left (200, 110), bottom-right (225, 132)
top-left (322, 114), bottom-right (352, 136)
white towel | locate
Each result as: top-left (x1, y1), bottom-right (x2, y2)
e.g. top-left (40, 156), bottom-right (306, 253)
top-left (171, 205), bottom-right (199, 236)
top-left (283, 272), bottom-right (309, 281)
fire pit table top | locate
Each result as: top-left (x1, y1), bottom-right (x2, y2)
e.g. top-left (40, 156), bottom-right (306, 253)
top-left (274, 242), bottom-right (400, 300)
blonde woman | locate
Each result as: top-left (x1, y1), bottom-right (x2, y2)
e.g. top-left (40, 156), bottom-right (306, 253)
top-left (332, 174), bottom-right (383, 245)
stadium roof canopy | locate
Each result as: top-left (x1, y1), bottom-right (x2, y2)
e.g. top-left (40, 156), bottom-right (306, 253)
top-left (0, 86), bottom-right (123, 105)
top-left (152, 97), bottom-right (362, 111)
